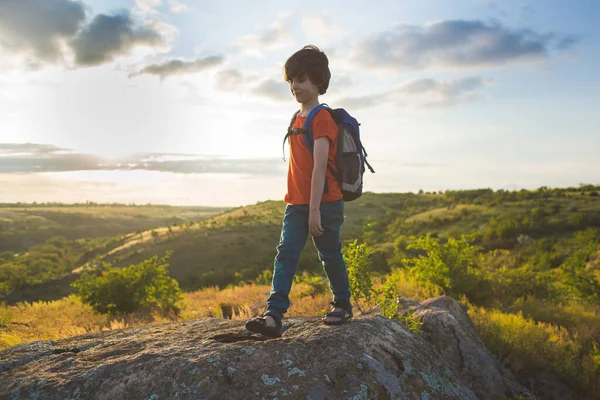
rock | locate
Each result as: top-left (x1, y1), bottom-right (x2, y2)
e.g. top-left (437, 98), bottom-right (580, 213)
top-left (522, 370), bottom-right (576, 400)
top-left (1, 297), bottom-right (535, 400)
top-left (402, 296), bottom-right (532, 399)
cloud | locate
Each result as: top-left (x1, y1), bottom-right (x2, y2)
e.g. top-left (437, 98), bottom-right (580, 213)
top-left (0, 144), bottom-right (284, 176)
top-left (251, 79), bottom-right (290, 102)
top-left (0, 0), bottom-right (176, 70)
top-left (236, 17), bottom-right (292, 55)
top-left (332, 75), bottom-right (355, 89)
top-left (134, 0), bottom-right (162, 15)
top-left (300, 12), bottom-right (348, 45)
top-left (336, 76), bottom-right (492, 110)
top-left (167, 0), bottom-right (192, 13)
top-left (132, 55), bottom-right (224, 78)
top-left (335, 93), bottom-right (388, 110)
top-left (348, 19), bottom-right (578, 71)
top-left (396, 76), bottom-right (493, 108)
top-left (213, 68), bottom-right (290, 103)
top-left (0, 0), bottom-right (86, 63)
top-left (214, 69), bottom-right (248, 91)
top-left (212, 68), bottom-right (488, 109)
top-left (0, 143), bottom-right (71, 156)
top-left (0, 143), bottom-right (104, 172)
top-left (71, 11), bottom-right (167, 66)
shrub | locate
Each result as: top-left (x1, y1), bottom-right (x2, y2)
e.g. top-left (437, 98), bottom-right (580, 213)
top-left (399, 311), bottom-right (424, 334)
top-left (468, 305), bottom-right (600, 398)
top-left (344, 240), bottom-right (375, 312)
top-left (254, 269), bottom-right (273, 286)
top-left (72, 253), bottom-right (183, 316)
top-left (377, 275), bottom-right (400, 319)
top-left (294, 272), bottom-right (329, 299)
top-left (345, 241), bottom-right (403, 319)
top-left (404, 234), bottom-right (483, 299)
top-left (0, 303), bottom-right (13, 326)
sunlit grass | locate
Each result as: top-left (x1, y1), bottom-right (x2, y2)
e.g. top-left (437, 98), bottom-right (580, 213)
top-left (2, 274), bottom-right (599, 398)
top-left (467, 302), bottom-right (600, 398)
top-left (0, 270), bottom-right (440, 351)
top-left (405, 204), bottom-right (487, 222)
top-left (0, 282), bottom-right (335, 350)
top-left (511, 296), bottom-right (600, 333)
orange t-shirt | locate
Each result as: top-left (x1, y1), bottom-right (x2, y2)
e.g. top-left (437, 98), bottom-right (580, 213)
top-left (284, 108), bottom-right (342, 205)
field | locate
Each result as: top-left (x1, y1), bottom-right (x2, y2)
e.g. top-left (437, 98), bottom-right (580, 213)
top-left (1, 186), bottom-right (600, 398)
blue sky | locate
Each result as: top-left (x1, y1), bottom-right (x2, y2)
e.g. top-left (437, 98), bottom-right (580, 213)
top-left (0, 0), bottom-right (598, 206)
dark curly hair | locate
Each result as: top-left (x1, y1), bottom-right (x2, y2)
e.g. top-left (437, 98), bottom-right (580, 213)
top-left (283, 45), bottom-right (331, 95)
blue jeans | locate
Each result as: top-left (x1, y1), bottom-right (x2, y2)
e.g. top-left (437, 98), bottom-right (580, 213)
top-left (266, 200), bottom-right (351, 320)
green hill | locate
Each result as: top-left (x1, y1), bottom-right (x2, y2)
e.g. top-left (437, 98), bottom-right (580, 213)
top-left (2, 186), bottom-right (600, 399)
top-left (0, 203), bottom-right (228, 302)
top-left (2, 186), bottom-right (600, 306)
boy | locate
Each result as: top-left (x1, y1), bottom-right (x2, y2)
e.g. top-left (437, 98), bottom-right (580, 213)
top-left (245, 45), bottom-right (352, 338)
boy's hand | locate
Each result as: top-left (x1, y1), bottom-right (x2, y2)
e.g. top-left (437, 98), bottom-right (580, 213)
top-left (309, 210), bottom-right (324, 237)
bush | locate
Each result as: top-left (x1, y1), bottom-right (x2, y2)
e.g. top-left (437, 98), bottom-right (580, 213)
top-left (468, 305), bottom-right (600, 398)
top-left (0, 303), bottom-right (13, 326)
top-left (377, 275), bottom-right (400, 319)
top-left (404, 234), bottom-right (483, 299)
top-left (72, 253), bottom-right (183, 316)
top-left (345, 241), bottom-right (403, 319)
top-left (344, 240), bottom-right (375, 312)
top-left (294, 271), bottom-right (329, 299)
top-left (399, 311), bottom-right (424, 334)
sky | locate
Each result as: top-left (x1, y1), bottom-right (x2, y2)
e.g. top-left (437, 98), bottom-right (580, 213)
top-left (0, 0), bottom-right (599, 206)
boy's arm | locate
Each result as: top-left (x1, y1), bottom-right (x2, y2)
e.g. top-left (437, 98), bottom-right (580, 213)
top-left (309, 137), bottom-right (330, 237)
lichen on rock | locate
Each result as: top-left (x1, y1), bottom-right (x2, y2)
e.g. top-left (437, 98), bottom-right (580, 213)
top-left (0, 296), bottom-right (536, 399)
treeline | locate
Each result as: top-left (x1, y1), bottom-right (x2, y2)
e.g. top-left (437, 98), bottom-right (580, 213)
top-left (0, 201), bottom-right (225, 210)
top-left (0, 236), bottom-right (121, 296)
top-left (0, 205), bottom-right (226, 253)
top-left (2, 186), bottom-right (599, 304)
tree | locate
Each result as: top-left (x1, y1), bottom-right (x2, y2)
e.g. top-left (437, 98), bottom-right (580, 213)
top-left (72, 252), bottom-right (183, 316)
top-left (404, 234), bottom-right (482, 299)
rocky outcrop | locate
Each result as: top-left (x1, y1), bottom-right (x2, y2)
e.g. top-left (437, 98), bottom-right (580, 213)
top-left (399, 296), bottom-right (528, 399)
top-left (1, 296), bottom-right (534, 399)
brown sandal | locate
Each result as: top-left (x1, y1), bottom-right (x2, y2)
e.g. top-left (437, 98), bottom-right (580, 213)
top-left (245, 314), bottom-right (283, 338)
top-left (323, 306), bottom-right (353, 326)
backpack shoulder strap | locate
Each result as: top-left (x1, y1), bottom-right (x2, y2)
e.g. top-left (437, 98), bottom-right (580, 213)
top-left (303, 103), bottom-right (330, 152)
top-left (282, 110), bottom-right (301, 161)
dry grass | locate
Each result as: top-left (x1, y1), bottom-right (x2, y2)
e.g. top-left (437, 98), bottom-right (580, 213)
top-left (0, 269), bottom-right (446, 351)
top-left (0, 282), bottom-right (339, 350)
top-left (468, 303), bottom-right (600, 397)
top-left (0, 296), bottom-right (107, 348)
top-left (512, 296), bottom-right (600, 333)
top-left (3, 274), bottom-right (598, 399)
top-left (405, 204), bottom-right (485, 222)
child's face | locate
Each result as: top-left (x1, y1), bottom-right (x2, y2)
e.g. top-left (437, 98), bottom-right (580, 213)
top-left (289, 74), bottom-right (319, 104)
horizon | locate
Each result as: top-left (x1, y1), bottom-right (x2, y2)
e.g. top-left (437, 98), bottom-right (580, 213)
top-left (1, 183), bottom-right (597, 209)
top-left (1, 0), bottom-right (599, 207)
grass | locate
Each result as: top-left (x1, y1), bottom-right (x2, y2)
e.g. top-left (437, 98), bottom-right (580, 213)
top-left (1, 270), bottom-right (429, 350)
top-left (0, 268), bottom-right (442, 351)
top-left (4, 196), bottom-right (397, 303)
top-left (0, 204), bottom-right (227, 247)
top-left (405, 204), bottom-right (488, 222)
top-left (1, 272), bottom-right (599, 399)
top-left (0, 282), bottom-right (335, 350)
top-left (468, 303), bottom-right (600, 398)
top-left (8, 188), bottom-right (600, 304)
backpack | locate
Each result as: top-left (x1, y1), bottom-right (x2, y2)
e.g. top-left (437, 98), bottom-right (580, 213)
top-left (282, 103), bottom-right (375, 201)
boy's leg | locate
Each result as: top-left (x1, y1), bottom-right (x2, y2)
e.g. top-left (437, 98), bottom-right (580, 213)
top-left (266, 204), bottom-right (309, 321)
top-left (312, 200), bottom-right (352, 312)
